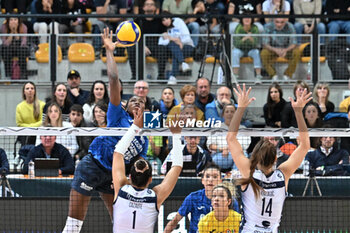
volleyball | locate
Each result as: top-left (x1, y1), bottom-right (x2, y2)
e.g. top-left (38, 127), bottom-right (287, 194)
top-left (116, 21), bottom-right (141, 47)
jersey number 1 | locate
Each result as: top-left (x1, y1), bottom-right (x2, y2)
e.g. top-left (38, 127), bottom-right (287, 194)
top-left (132, 210), bottom-right (137, 229)
top-left (261, 198), bottom-right (272, 217)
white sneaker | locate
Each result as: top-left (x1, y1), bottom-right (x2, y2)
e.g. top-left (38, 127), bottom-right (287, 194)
top-left (182, 62), bottom-right (190, 72)
top-left (272, 75), bottom-right (279, 81)
top-left (167, 75), bottom-right (177, 85)
top-left (255, 74), bottom-right (263, 84)
top-left (282, 75), bottom-right (290, 82)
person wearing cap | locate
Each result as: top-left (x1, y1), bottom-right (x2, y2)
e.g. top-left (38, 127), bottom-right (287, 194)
top-left (66, 70), bottom-right (90, 106)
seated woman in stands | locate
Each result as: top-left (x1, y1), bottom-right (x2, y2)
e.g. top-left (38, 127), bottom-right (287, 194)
top-left (43, 83), bottom-right (73, 121)
top-left (83, 80), bottom-right (109, 123)
top-left (231, 14), bottom-right (262, 83)
top-left (312, 82), bottom-right (334, 119)
top-left (263, 83), bottom-right (286, 128)
top-left (92, 100), bottom-right (108, 128)
top-left (166, 85), bottom-right (204, 125)
top-left (303, 101), bottom-right (323, 149)
top-left (40, 102), bottom-right (79, 156)
top-left (1, 16), bottom-right (29, 79)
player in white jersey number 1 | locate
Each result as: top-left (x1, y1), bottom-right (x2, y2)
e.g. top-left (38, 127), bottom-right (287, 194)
top-left (112, 109), bottom-right (183, 233)
top-left (227, 84), bottom-right (312, 233)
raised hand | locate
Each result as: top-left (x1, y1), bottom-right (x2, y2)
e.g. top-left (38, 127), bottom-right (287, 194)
top-left (101, 28), bottom-right (120, 52)
top-left (289, 88), bottom-right (312, 111)
top-left (169, 114), bottom-right (182, 135)
top-left (132, 108), bottom-right (144, 128)
top-left (233, 83), bottom-right (256, 108)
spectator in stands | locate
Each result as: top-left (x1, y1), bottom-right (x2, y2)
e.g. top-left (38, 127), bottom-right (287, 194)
top-left (263, 82), bottom-right (286, 128)
top-left (293, 0), bottom-right (326, 44)
top-left (164, 164), bottom-right (240, 233)
top-left (207, 104), bottom-right (251, 172)
top-left (195, 77), bottom-right (215, 114)
top-left (59, 0), bottom-right (88, 51)
top-left (159, 87), bottom-right (178, 120)
top-left (0, 148), bottom-right (9, 175)
top-left (162, 0), bottom-right (200, 47)
top-left (83, 80), bottom-right (109, 123)
top-left (33, 0), bottom-right (61, 44)
top-left (313, 82), bottom-right (334, 119)
top-left (167, 85), bottom-right (204, 124)
top-left (133, 81), bottom-right (160, 111)
top-left (161, 135), bottom-right (212, 176)
top-left (231, 14), bottom-right (263, 84)
top-left (159, 13), bottom-right (194, 85)
top-left (133, 0), bottom-right (160, 14)
top-left (92, 100), bottom-right (108, 127)
top-left (127, 0), bottom-right (167, 80)
top-left (339, 79), bottom-right (350, 112)
top-left (41, 102), bottom-right (79, 155)
top-left (303, 101), bottom-right (323, 149)
top-left (43, 83), bottom-right (72, 121)
top-left (325, 0), bottom-right (350, 44)
top-left (261, 18), bottom-right (301, 81)
top-left (92, 0), bottom-right (127, 55)
top-left (281, 80), bottom-right (311, 128)
top-left (1, 16), bottom-right (29, 79)
top-left (66, 70), bottom-right (90, 106)
top-left (305, 136), bottom-right (349, 176)
top-left (22, 135), bottom-right (75, 175)
top-left (228, 0), bottom-right (264, 33)
top-left (16, 82), bottom-right (45, 127)
top-left (3, 0), bottom-right (29, 13)
top-left (69, 104), bottom-right (95, 163)
top-left (262, 0), bottom-right (290, 23)
top-left (205, 86), bottom-right (233, 122)
top-left (192, 0), bottom-right (223, 35)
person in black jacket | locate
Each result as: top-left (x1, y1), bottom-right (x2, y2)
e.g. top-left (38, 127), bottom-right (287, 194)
top-left (69, 105), bottom-right (95, 162)
top-left (66, 70), bottom-right (90, 106)
top-left (22, 136), bottom-right (75, 175)
top-left (33, 0), bottom-right (62, 44)
top-left (306, 136), bottom-right (349, 176)
top-left (263, 82), bottom-right (286, 128)
top-left (281, 80), bottom-right (311, 128)
top-left (0, 148), bottom-right (10, 175)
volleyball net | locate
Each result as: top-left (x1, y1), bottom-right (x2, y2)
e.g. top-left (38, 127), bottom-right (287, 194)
top-left (0, 127), bottom-right (350, 232)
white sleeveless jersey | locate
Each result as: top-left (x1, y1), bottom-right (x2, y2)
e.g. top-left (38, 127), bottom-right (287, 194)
top-left (241, 169), bottom-right (287, 233)
top-left (113, 185), bottom-right (158, 233)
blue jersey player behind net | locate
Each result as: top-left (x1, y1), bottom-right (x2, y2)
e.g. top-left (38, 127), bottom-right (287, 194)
top-left (62, 28), bottom-right (149, 233)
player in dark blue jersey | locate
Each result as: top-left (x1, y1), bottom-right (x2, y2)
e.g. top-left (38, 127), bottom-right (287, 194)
top-left (62, 28), bottom-right (149, 233)
top-left (164, 164), bottom-right (240, 233)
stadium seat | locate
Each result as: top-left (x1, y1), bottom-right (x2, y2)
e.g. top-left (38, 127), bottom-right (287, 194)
top-left (35, 43), bottom-right (63, 63)
top-left (68, 43), bottom-right (95, 63)
top-left (147, 57), bottom-right (194, 64)
top-left (100, 49), bottom-right (128, 63)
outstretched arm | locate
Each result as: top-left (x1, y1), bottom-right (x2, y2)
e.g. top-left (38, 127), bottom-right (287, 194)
top-left (153, 116), bottom-right (183, 208)
top-left (112, 109), bottom-right (144, 200)
top-left (226, 84), bottom-right (255, 179)
top-left (101, 28), bottom-right (121, 106)
top-left (278, 89), bottom-right (312, 180)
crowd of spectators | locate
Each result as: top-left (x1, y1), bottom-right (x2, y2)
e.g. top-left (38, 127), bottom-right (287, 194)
top-left (1, 0), bottom-right (350, 81)
top-left (11, 71), bottom-right (350, 176)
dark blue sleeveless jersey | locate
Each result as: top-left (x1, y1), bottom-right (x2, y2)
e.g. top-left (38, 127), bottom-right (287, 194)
top-left (89, 102), bottom-right (148, 170)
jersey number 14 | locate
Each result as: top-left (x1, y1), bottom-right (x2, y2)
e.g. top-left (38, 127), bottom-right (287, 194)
top-left (261, 198), bottom-right (272, 217)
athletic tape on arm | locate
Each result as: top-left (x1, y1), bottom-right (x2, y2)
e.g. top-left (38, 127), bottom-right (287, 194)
top-left (114, 124), bottom-right (140, 155)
